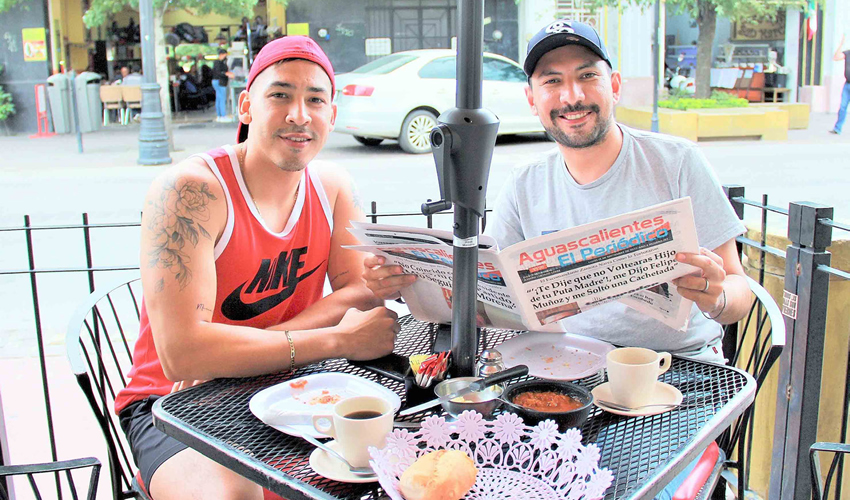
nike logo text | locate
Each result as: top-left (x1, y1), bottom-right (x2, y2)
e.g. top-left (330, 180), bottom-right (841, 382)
top-left (221, 246), bottom-right (323, 320)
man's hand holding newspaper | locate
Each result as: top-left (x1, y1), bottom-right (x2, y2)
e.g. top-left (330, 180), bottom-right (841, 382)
top-left (356, 198), bottom-right (703, 331)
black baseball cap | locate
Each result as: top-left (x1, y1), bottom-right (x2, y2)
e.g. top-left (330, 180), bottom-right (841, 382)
top-left (524, 19), bottom-right (612, 77)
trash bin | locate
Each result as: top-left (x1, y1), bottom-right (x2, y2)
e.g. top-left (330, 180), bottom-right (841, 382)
top-left (46, 73), bottom-right (72, 134)
top-left (74, 72), bottom-right (102, 133)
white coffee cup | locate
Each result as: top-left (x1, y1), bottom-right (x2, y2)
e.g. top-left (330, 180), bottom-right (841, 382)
top-left (606, 347), bottom-right (672, 408)
top-left (311, 395), bottom-right (393, 467)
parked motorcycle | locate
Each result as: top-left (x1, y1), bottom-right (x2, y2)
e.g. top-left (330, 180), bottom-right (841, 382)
top-left (666, 53), bottom-right (695, 95)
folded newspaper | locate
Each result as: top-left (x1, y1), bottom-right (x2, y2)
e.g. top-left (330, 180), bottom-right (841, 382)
top-left (350, 197), bottom-right (701, 331)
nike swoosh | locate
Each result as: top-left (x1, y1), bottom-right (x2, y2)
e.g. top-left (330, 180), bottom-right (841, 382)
top-left (221, 263), bottom-right (322, 321)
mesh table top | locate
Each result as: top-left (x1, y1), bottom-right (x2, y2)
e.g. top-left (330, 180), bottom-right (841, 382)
top-left (154, 316), bottom-right (755, 500)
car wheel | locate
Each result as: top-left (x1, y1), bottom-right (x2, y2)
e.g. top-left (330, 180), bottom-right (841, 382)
top-left (399, 110), bottom-right (438, 154)
top-left (354, 136), bottom-right (384, 146)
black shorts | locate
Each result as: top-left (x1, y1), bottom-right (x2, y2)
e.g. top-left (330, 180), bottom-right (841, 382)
top-left (118, 396), bottom-right (188, 490)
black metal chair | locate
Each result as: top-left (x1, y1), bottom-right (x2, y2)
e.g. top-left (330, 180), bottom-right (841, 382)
top-left (0, 457), bottom-right (101, 500)
top-left (674, 276), bottom-right (786, 500)
top-left (65, 277), bottom-right (150, 500)
top-left (810, 442), bottom-right (850, 500)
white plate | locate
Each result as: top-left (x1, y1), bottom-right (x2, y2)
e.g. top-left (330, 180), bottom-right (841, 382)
top-left (591, 381), bottom-right (684, 417)
top-left (496, 331), bottom-right (614, 381)
top-left (249, 373), bottom-right (402, 439)
top-left (309, 440), bottom-right (377, 483)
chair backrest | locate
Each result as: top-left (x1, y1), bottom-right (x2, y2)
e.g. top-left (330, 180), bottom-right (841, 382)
top-left (810, 442), bottom-right (850, 500)
top-left (121, 86), bottom-right (142, 106)
top-left (717, 276), bottom-right (786, 494)
top-left (66, 277), bottom-right (143, 500)
top-left (100, 85), bottom-right (124, 104)
top-left (0, 457), bottom-right (101, 500)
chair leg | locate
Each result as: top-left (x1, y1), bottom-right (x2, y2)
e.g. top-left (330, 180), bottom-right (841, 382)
top-left (103, 108), bottom-right (108, 126)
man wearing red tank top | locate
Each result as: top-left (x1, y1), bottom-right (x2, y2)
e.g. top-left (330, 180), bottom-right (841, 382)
top-left (116, 36), bottom-right (399, 500)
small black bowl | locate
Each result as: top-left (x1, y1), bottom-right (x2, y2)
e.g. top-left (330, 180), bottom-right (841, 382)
top-left (502, 380), bottom-right (594, 432)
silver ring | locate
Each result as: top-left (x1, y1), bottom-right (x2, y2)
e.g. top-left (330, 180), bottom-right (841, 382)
top-left (701, 278), bottom-right (710, 293)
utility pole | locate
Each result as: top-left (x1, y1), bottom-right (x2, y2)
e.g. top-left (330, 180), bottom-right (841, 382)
top-left (138, 0), bottom-right (171, 165)
top-left (651, 0), bottom-right (660, 133)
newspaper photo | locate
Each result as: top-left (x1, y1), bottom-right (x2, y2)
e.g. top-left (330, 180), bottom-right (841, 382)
top-left (350, 197), bottom-right (701, 331)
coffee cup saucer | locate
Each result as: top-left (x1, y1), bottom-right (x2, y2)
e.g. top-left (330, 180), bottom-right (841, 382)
top-left (308, 440), bottom-right (378, 483)
top-left (591, 381), bottom-right (683, 417)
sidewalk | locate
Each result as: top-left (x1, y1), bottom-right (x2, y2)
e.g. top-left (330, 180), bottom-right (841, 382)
top-left (0, 110), bottom-right (845, 174)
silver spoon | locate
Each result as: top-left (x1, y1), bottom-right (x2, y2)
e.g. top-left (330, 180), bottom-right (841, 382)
top-left (277, 424), bottom-right (376, 476)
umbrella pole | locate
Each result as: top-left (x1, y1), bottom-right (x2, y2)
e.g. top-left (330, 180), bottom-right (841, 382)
top-left (422, 0), bottom-right (499, 376)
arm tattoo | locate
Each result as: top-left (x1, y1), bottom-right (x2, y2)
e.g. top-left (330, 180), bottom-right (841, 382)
top-left (147, 177), bottom-right (217, 291)
top-left (330, 270), bottom-right (350, 285)
top-left (349, 177), bottom-right (364, 212)
top-left (196, 303), bottom-right (214, 313)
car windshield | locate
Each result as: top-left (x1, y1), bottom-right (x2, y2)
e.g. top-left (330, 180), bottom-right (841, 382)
top-left (350, 54), bottom-right (417, 75)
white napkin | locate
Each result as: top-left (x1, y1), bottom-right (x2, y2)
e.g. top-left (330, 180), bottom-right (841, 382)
top-left (261, 405), bottom-right (318, 426)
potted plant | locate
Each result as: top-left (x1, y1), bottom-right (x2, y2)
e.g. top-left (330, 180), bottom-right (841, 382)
top-left (0, 89), bottom-right (14, 136)
top-left (0, 63), bottom-right (14, 135)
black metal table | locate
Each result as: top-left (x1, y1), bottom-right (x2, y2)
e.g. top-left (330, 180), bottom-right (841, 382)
top-left (153, 316), bottom-right (755, 500)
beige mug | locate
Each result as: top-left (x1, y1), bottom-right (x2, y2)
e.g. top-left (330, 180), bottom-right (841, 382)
top-left (606, 347), bottom-right (672, 408)
top-left (311, 395), bottom-right (393, 467)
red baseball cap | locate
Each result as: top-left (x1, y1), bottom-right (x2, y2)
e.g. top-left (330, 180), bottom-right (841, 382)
top-left (237, 36), bottom-right (335, 143)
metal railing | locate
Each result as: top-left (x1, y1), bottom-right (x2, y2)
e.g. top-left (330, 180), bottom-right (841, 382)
top-left (1, 193), bottom-right (847, 500)
top-left (0, 203), bottom-right (483, 479)
top-left (724, 186), bottom-right (850, 500)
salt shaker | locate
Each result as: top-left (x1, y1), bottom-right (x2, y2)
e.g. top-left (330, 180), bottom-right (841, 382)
top-left (477, 349), bottom-right (506, 379)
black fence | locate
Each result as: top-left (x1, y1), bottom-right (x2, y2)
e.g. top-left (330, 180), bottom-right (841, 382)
top-left (0, 192), bottom-right (848, 500)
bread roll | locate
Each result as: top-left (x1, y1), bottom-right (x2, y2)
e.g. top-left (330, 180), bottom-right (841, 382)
top-left (398, 449), bottom-right (477, 500)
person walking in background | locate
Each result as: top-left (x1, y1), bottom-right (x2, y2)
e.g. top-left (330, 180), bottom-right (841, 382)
top-left (211, 48), bottom-right (235, 122)
top-left (830, 34), bottom-right (849, 135)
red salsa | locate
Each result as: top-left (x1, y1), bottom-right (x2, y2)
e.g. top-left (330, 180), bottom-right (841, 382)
top-left (513, 391), bottom-right (582, 412)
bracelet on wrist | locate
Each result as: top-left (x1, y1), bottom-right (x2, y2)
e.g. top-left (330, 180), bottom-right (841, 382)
top-left (702, 289), bottom-right (727, 320)
top-left (284, 330), bottom-right (296, 372)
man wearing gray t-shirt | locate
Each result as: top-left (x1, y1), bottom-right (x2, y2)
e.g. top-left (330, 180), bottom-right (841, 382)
top-left (366, 19), bottom-right (750, 364)
top-left (364, 18), bottom-right (752, 499)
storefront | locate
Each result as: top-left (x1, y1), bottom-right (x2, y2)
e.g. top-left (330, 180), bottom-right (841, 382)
top-left (284, 0), bottom-right (520, 73)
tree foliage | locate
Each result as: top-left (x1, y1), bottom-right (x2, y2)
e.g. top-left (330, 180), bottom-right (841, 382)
top-left (0, 85), bottom-right (15, 121)
top-left (82, 0), bottom-right (258, 29)
top-left (583, 0), bottom-right (803, 97)
top-left (585, 0), bottom-right (801, 24)
top-left (0, 0), bottom-right (29, 15)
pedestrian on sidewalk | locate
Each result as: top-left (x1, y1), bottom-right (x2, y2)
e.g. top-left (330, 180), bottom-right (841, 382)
top-left (830, 34), bottom-right (848, 135)
top-left (211, 48), bottom-right (235, 122)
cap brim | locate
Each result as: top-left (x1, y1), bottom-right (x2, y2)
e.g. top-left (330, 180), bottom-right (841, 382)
top-left (525, 35), bottom-right (611, 76)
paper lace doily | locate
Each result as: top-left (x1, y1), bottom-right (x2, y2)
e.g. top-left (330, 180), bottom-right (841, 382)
top-left (369, 411), bottom-right (613, 500)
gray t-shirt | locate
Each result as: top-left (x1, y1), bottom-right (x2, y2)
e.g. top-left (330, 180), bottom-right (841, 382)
top-left (489, 125), bottom-right (746, 362)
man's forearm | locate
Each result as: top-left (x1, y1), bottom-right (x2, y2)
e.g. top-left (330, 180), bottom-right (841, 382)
top-left (712, 274), bottom-right (750, 325)
top-left (268, 284), bottom-right (382, 331)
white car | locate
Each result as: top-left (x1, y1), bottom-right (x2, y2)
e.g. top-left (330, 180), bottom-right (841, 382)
top-left (334, 49), bottom-right (545, 154)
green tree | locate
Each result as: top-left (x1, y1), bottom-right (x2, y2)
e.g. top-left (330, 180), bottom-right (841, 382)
top-left (586, 0), bottom-right (802, 98)
top-left (0, 86), bottom-right (15, 121)
top-left (83, 0), bottom-right (285, 148)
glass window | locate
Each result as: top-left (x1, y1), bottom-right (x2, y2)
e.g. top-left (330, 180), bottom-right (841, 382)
top-left (483, 58), bottom-right (527, 82)
top-left (351, 54), bottom-right (417, 75)
top-left (418, 57), bottom-right (457, 79)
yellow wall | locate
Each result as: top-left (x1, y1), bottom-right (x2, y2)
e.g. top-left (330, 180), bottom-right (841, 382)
top-left (50, 0), bottom-right (89, 71)
top-left (266, 0), bottom-right (285, 35)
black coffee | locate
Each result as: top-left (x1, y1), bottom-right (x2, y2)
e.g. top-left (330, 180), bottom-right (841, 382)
top-left (345, 410), bottom-right (382, 420)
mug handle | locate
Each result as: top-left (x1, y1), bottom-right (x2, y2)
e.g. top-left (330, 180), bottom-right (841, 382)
top-left (657, 352), bottom-right (672, 375)
top-left (312, 414), bottom-right (336, 437)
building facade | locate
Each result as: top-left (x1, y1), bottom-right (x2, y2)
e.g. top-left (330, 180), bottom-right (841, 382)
top-left (284, 0), bottom-right (520, 73)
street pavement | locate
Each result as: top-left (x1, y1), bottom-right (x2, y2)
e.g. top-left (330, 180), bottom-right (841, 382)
top-left (0, 108), bottom-right (847, 499)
